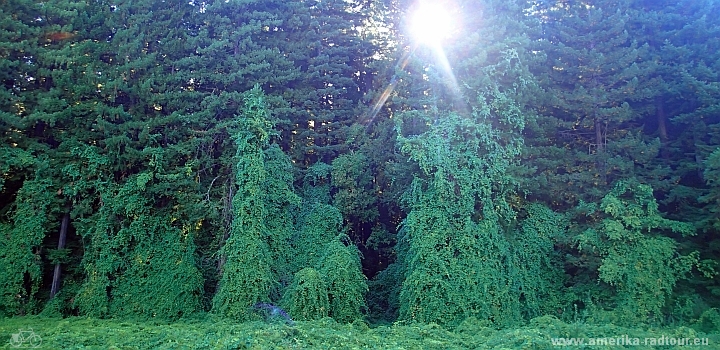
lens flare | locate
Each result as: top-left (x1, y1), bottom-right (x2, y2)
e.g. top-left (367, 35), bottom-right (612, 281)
top-left (408, 1), bottom-right (464, 114)
top-left (361, 47), bottom-right (416, 126)
top-left (361, 1), bottom-right (465, 127)
top-left (409, 2), bottom-right (455, 46)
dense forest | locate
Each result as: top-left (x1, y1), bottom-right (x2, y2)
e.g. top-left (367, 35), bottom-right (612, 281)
top-left (1, 0), bottom-right (720, 332)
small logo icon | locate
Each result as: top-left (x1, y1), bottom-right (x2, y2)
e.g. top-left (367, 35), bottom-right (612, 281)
top-left (9, 328), bottom-right (42, 348)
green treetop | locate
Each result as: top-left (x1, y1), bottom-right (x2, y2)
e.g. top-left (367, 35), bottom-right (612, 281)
top-left (525, 0), bottom-right (657, 209)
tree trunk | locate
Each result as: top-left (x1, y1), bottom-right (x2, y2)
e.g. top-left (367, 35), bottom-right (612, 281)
top-left (594, 116), bottom-right (608, 184)
top-left (217, 181), bottom-right (233, 287)
top-left (50, 212), bottom-right (69, 299)
top-left (656, 97), bottom-right (670, 159)
top-left (656, 97), bottom-right (668, 142)
top-left (594, 117), bottom-right (604, 153)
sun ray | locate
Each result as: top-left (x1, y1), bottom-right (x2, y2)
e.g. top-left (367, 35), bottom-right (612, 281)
top-left (361, 0), bottom-right (466, 127)
top-left (361, 46), bottom-right (416, 126)
top-left (409, 1), bottom-right (455, 46)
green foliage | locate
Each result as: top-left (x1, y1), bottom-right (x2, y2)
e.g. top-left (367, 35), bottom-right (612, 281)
top-left (576, 180), bottom-right (698, 324)
top-left (75, 170), bottom-right (204, 320)
top-left (278, 200), bottom-right (370, 324)
top-left (187, 0), bottom-right (376, 165)
top-left (702, 148), bottom-right (720, 229)
top-left (510, 204), bottom-right (568, 319)
top-left (317, 237), bottom-right (368, 323)
top-left (394, 109), bottom-right (527, 327)
top-left (281, 267), bottom-right (329, 321)
top-left (1, 0), bottom-right (719, 332)
top-left (697, 308), bottom-right (720, 333)
top-left (212, 229), bottom-right (274, 320)
top-left (300, 162), bottom-right (333, 205)
top-left (6, 313), bottom-right (718, 349)
top-left (75, 215), bottom-right (113, 318)
top-left (391, 0), bottom-right (538, 324)
top-left (522, 0), bottom-right (666, 210)
top-left (331, 153), bottom-right (378, 223)
top-left (263, 144), bottom-right (301, 297)
top-left (0, 176), bottom-right (57, 316)
top-left (109, 218), bottom-right (203, 319)
top-left (366, 260), bottom-right (403, 323)
top-left (289, 203), bottom-right (344, 271)
top-left (212, 87), bottom-right (276, 319)
top-left (0, 146), bottom-right (34, 191)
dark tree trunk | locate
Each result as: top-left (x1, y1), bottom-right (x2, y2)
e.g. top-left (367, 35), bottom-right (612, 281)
top-left (656, 97), bottom-right (670, 159)
top-left (50, 212), bottom-right (69, 299)
top-left (594, 116), bottom-right (607, 184)
top-left (217, 181), bottom-right (233, 287)
top-left (594, 117), bottom-right (604, 153)
top-left (656, 97), bottom-right (668, 142)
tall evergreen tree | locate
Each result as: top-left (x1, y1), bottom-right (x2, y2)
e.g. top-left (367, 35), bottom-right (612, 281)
top-left (575, 180), bottom-right (698, 324)
top-left (624, 0), bottom-right (720, 223)
top-left (652, 0), bottom-right (720, 227)
top-left (525, 0), bottom-right (656, 209)
top-left (0, 0), bottom-right (45, 316)
top-left (70, 0), bottom-right (210, 319)
top-left (186, 0), bottom-right (376, 166)
top-left (387, 0), bottom-right (565, 327)
top-left (650, 0), bottom-right (720, 318)
top-left (0, 0), bottom-right (113, 316)
top-left (212, 86), bottom-right (276, 319)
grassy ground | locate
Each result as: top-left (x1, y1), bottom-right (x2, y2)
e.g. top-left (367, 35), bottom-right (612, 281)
top-left (1, 315), bottom-right (718, 349)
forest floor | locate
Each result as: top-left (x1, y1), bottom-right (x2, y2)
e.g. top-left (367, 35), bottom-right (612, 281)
top-left (1, 314), bottom-right (719, 349)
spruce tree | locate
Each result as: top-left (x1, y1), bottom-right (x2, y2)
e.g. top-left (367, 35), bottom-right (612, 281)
top-left (390, 0), bottom-right (561, 327)
top-left (649, 0), bottom-right (720, 227)
top-left (187, 0), bottom-right (375, 166)
top-left (575, 180), bottom-right (698, 324)
top-left (0, 0), bottom-right (113, 316)
top-left (525, 0), bottom-right (654, 209)
top-left (212, 86), bottom-right (276, 319)
top-left (70, 0), bottom-right (208, 319)
top-left (0, 0), bottom-right (44, 316)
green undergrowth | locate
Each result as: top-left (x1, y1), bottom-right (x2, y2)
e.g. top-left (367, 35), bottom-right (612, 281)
top-left (1, 315), bottom-right (719, 349)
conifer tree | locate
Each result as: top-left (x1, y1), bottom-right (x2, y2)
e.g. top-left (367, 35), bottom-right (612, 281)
top-left (188, 0), bottom-right (376, 166)
top-left (525, 0), bottom-right (654, 209)
top-left (390, 0), bottom-right (557, 327)
top-left (174, 0), bottom-right (382, 294)
top-left (0, 0), bottom-right (114, 316)
top-left (212, 86), bottom-right (276, 319)
top-left (526, 0), bottom-right (720, 324)
top-left (70, 0), bottom-right (208, 318)
top-left (0, 0), bottom-right (42, 193)
top-left (647, 0), bottom-right (720, 227)
top-left (576, 180), bottom-right (698, 324)
top-left (0, 0), bottom-right (44, 316)
top-left (627, 0), bottom-right (720, 316)
top-left (623, 0), bottom-right (719, 219)
top-left (280, 267), bottom-right (329, 321)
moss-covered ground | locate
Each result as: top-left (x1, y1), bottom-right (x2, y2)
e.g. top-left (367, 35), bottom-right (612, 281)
top-left (1, 315), bottom-right (718, 349)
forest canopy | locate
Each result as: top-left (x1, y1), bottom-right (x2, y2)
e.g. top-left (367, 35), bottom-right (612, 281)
top-left (1, 0), bottom-right (720, 330)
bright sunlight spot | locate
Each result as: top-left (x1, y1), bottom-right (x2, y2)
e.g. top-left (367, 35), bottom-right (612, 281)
top-left (409, 1), bottom-right (455, 45)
